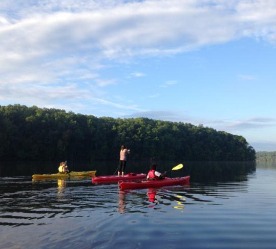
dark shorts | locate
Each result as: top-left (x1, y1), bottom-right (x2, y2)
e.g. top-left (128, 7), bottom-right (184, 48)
top-left (119, 160), bottom-right (127, 172)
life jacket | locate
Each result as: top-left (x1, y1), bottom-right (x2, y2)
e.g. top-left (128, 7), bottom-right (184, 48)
top-left (58, 165), bottom-right (68, 173)
top-left (58, 165), bottom-right (64, 173)
top-left (58, 166), bottom-right (63, 173)
top-left (147, 169), bottom-right (158, 180)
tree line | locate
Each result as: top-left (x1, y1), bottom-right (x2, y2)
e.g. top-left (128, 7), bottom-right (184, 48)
top-left (256, 151), bottom-right (276, 163)
top-left (0, 104), bottom-right (256, 162)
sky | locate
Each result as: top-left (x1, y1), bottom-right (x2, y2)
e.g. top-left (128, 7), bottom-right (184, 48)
top-left (0, 0), bottom-right (276, 152)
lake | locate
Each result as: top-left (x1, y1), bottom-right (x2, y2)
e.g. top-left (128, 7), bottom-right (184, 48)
top-left (0, 162), bottom-right (276, 249)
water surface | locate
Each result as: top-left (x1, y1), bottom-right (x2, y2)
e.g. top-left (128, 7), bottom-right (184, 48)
top-left (1, 165), bottom-right (276, 249)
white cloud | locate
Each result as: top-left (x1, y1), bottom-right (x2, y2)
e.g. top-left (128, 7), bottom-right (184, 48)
top-left (95, 78), bottom-right (117, 87)
top-left (92, 97), bottom-right (146, 112)
top-left (130, 72), bottom-right (146, 78)
top-left (148, 93), bottom-right (160, 98)
top-left (161, 80), bottom-right (178, 88)
top-left (227, 119), bottom-right (274, 131)
top-left (238, 74), bottom-right (257, 81)
top-left (1, 0), bottom-right (276, 114)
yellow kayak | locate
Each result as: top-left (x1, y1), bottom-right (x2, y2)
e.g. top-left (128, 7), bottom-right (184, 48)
top-left (32, 170), bottom-right (96, 180)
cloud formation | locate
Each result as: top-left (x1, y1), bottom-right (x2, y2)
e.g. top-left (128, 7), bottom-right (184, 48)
top-left (1, 0), bottom-right (276, 127)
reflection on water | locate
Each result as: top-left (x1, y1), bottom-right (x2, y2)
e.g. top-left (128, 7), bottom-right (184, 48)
top-left (256, 161), bottom-right (276, 169)
top-left (57, 179), bottom-right (66, 197)
top-left (118, 190), bottom-right (125, 214)
top-left (57, 179), bottom-right (66, 189)
top-left (147, 188), bottom-right (157, 203)
top-left (0, 160), bottom-right (256, 179)
top-left (0, 161), bottom-right (256, 227)
top-left (1, 164), bottom-right (276, 249)
top-left (173, 195), bottom-right (186, 210)
top-left (182, 161), bottom-right (256, 182)
top-left (146, 188), bottom-right (186, 209)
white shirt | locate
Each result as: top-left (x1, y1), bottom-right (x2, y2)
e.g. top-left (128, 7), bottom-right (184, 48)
top-left (120, 149), bottom-right (130, 161)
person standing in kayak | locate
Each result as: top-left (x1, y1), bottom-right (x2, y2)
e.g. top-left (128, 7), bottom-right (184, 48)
top-left (118, 145), bottom-right (130, 176)
top-left (147, 164), bottom-right (166, 180)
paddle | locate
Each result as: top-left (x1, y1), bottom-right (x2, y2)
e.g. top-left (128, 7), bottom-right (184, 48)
top-left (171, 163), bottom-right (183, 171)
top-left (162, 163), bottom-right (183, 177)
top-left (113, 164), bottom-right (119, 175)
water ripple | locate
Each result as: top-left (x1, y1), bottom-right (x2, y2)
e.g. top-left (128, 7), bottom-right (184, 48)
top-left (1, 169), bottom-right (276, 249)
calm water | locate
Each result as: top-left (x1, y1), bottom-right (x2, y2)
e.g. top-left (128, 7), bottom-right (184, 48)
top-left (0, 163), bottom-right (276, 249)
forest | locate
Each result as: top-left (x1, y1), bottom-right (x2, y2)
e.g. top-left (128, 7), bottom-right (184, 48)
top-left (0, 104), bottom-right (256, 163)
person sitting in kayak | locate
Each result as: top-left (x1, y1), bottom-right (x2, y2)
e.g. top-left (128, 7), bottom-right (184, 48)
top-left (58, 161), bottom-right (69, 174)
top-left (147, 164), bottom-right (166, 180)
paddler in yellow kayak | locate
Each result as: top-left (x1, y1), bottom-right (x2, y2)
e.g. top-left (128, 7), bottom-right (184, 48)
top-left (58, 161), bottom-right (69, 173)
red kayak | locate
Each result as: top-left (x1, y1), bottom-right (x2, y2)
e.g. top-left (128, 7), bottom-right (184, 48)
top-left (118, 176), bottom-right (190, 190)
top-left (92, 173), bottom-right (146, 184)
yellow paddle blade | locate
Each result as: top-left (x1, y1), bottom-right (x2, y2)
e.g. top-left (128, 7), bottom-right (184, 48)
top-left (172, 164), bottom-right (183, 171)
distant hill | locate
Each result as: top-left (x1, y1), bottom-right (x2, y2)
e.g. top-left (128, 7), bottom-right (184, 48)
top-left (256, 151), bottom-right (276, 162)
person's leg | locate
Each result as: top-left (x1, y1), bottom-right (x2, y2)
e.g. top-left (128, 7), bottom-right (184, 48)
top-left (118, 161), bottom-right (123, 176)
top-left (122, 161), bottom-right (127, 176)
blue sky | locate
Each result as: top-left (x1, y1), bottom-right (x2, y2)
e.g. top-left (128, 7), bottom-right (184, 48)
top-left (0, 0), bottom-right (276, 151)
